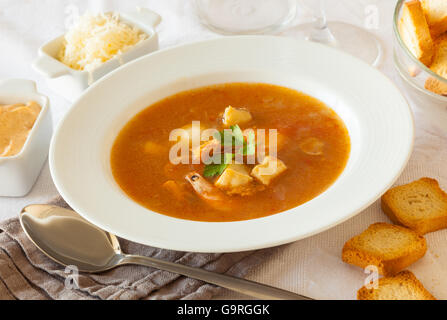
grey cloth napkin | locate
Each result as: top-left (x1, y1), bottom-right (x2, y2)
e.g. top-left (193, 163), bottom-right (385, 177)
top-left (0, 197), bottom-right (276, 300)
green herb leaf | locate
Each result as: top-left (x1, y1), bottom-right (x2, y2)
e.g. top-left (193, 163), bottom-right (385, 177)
top-left (224, 152), bottom-right (233, 164)
top-left (203, 153), bottom-right (232, 177)
top-left (214, 129), bottom-right (233, 146)
top-left (203, 125), bottom-right (250, 177)
top-left (203, 163), bottom-right (227, 177)
top-left (236, 130), bottom-right (255, 156)
top-left (231, 125), bottom-right (244, 147)
top-left (245, 131), bottom-right (256, 156)
top-left (221, 129), bottom-right (234, 146)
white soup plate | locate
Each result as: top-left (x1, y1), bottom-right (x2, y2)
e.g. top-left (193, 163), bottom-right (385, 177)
top-left (50, 36), bottom-right (414, 253)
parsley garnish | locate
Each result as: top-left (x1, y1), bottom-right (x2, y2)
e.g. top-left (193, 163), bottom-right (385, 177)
top-left (203, 153), bottom-right (233, 177)
top-left (204, 125), bottom-right (256, 177)
top-left (244, 131), bottom-right (256, 156)
top-left (231, 125), bottom-right (244, 147)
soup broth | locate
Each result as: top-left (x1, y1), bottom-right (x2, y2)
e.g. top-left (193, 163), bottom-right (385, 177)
top-left (111, 83), bottom-right (350, 222)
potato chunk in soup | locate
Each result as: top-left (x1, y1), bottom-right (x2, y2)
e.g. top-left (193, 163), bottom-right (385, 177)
top-left (223, 106), bottom-right (252, 126)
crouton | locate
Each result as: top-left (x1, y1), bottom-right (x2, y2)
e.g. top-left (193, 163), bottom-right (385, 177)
top-left (381, 177), bottom-right (447, 235)
top-left (425, 34), bottom-right (447, 95)
top-left (357, 270), bottom-right (436, 300)
top-left (399, 0), bottom-right (434, 66)
top-left (342, 223), bottom-right (427, 276)
top-left (421, 0), bottom-right (447, 37)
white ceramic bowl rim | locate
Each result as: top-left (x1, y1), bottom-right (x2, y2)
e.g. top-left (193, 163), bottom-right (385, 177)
top-left (50, 36), bottom-right (414, 253)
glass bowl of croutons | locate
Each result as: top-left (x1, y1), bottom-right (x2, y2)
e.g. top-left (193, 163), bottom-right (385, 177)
top-left (394, 0), bottom-right (447, 131)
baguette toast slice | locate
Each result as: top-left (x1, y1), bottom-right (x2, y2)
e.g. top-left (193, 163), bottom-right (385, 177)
top-left (425, 34), bottom-right (447, 95)
top-left (342, 223), bottom-right (427, 276)
top-left (421, 0), bottom-right (447, 38)
top-left (381, 177), bottom-right (447, 235)
top-left (357, 270), bottom-right (436, 300)
top-left (399, 0), bottom-right (434, 66)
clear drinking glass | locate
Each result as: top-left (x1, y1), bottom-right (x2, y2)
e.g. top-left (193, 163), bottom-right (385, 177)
top-left (280, 0), bottom-right (383, 66)
top-left (196, 0), bottom-right (382, 67)
top-left (195, 0), bottom-right (297, 34)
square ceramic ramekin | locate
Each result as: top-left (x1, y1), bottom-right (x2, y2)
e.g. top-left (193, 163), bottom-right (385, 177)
top-left (32, 8), bottom-right (161, 102)
top-left (0, 79), bottom-right (52, 197)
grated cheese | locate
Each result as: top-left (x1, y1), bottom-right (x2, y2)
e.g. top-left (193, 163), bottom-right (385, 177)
top-left (58, 12), bottom-right (148, 72)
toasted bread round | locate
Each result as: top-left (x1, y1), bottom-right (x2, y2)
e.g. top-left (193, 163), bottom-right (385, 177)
top-left (357, 270), bottom-right (436, 300)
top-left (342, 223), bottom-right (427, 276)
top-left (382, 177), bottom-right (447, 234)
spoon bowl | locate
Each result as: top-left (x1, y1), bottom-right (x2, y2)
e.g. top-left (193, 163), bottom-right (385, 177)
top-left (20, 204), bottom-right (310, 300)
top-left (20, 204), bottom-right (124, 272)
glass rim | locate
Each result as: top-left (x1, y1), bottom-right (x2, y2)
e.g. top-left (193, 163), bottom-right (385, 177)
top-left (394, 50), bottom-right (447, 102)
top-left (195, 0), bottom-right (297, 35)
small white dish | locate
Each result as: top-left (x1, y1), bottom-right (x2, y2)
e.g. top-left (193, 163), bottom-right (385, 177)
top-left (50, 36), bottom-right (414, 253)
top-left (32, 8), bottom-right (161, 102)
top-left (0, 79), bottom-right (52, 197)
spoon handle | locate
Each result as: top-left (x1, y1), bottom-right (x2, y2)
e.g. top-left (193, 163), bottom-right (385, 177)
top-left (121, 254), bottom-right (311, 300)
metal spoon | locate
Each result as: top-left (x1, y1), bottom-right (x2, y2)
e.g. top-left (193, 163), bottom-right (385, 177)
top-left (19, 204), bottom-right (311, 300)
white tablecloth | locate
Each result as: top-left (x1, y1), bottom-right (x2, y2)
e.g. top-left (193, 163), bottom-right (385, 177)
top-left (1, 0), bottom-right (446, 300)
